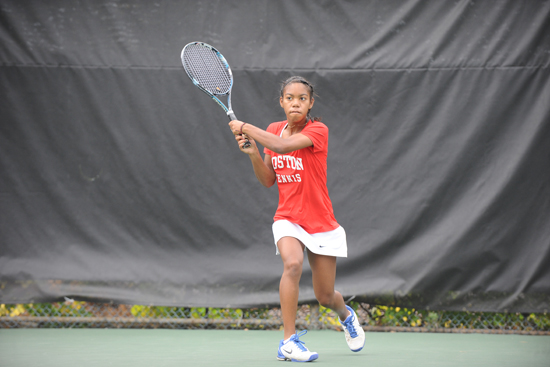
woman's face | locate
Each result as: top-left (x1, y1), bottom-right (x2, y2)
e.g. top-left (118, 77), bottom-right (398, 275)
top-left (280, 82), bottom-right (315, 124)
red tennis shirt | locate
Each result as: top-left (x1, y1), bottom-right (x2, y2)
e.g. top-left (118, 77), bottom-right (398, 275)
top-left (264, 120), bottom-right (339, 234)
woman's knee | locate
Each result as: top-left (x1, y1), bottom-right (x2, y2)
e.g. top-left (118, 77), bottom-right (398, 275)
top-left (283, 259), bottom-right (303, 279)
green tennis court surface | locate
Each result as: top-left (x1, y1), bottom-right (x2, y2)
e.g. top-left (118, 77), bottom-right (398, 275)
top-left (1, 329), bottom-right (549, 366)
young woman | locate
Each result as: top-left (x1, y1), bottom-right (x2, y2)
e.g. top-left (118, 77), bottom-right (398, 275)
top-left (228, 76), bottom-right (365, 362)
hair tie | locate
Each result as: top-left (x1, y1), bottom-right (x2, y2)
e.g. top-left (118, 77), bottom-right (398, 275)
top-left (240, 122), bottom-right (247, 134)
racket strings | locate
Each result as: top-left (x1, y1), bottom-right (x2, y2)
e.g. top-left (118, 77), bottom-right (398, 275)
top-left (183, 44), bottom-right (232, 95)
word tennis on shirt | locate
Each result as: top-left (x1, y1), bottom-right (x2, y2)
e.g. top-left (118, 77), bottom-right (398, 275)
top-left (272, 156), bottom-right (303, 184)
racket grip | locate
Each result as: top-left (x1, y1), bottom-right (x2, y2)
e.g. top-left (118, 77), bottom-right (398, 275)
top-left (227, 111), bottom-right (237, 121)
top-left (227, 110), bottom-right (251, 148)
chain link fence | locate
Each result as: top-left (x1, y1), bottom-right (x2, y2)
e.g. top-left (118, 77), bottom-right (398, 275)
top-left (1, 301), bottom-right (548, 335)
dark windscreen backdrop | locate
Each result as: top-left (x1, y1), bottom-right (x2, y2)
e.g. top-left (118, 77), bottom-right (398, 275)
top-left (1, 0), bottom-right (549, 312)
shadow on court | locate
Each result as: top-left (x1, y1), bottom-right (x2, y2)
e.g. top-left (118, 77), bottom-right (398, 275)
top-left (1, 329), bottom-right (549, 366)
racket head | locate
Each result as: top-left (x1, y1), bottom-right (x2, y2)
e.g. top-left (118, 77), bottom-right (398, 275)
top-left (181, 42), bottom-right (234, 97)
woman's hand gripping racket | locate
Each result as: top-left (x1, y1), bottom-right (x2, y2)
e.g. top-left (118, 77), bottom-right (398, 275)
top-left (181, 42), bottom-right (251, 148)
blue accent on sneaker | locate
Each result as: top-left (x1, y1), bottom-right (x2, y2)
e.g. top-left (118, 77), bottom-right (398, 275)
top-left (290, 330), bottom-right (309, 352)
top-left (342, 305), bottom-right (359, 338)
top-left (277, 340), bottom-right (286, 360)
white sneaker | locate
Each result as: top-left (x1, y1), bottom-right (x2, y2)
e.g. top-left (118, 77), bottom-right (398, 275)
top-left (339, 305), bottom-right (365, 352)
top-left (277, 330), bottom-right (319, 362)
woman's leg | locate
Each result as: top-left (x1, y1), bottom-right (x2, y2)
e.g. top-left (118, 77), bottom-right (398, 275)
top-left (277, 236), bottom-right (305, 340)
top-left (306, 250), bottom-right (350, 321)
top-left (307, 250), bottom-right (366, 353)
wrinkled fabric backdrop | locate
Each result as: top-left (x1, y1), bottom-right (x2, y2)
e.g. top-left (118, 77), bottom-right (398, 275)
top-left (1, 0), bottom-right (549, 312)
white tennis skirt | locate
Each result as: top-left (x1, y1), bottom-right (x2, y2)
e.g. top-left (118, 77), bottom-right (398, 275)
top-left (272, 220), bottom-right (348, 258)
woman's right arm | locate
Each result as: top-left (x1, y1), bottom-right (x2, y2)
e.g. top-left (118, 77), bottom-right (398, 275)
top-left (235, 134), bottom-right (276, 188)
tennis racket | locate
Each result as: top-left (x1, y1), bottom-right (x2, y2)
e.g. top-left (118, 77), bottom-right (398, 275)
top-left (181, 41), bottom-right (250, 148)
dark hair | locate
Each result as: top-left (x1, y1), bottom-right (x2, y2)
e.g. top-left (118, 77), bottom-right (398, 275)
top-left (279, 76), bottom-right (321, 122)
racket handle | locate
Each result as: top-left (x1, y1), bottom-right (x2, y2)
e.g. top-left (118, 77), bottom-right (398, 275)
top-left (227, 110), bottom-right (251, 148)
top-left (227, 110), bottom-right (237, 121)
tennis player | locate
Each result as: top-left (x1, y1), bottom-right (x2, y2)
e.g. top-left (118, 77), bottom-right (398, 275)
top-left (229, 76), bottom-right (365, 362)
